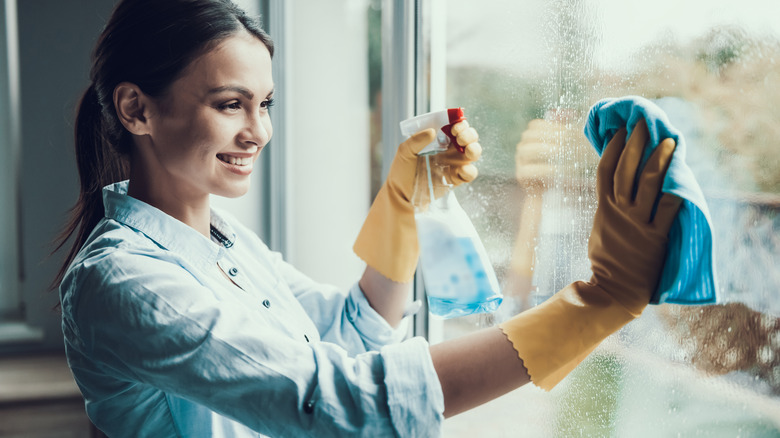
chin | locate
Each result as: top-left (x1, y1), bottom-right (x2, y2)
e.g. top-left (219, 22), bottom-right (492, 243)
top-left (221, 189), bottom-right (251, 199)
top-left (215, 182), bottom-right (252, 199)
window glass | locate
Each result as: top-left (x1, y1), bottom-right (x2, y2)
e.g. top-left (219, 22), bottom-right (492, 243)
top-left (439, 0), bottom-right (780, 435)
top-left (368, 0), bottom-right (383, 201)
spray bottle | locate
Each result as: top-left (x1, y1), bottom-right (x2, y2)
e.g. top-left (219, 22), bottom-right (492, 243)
top-left (401, 108), bottom-right (503, 319)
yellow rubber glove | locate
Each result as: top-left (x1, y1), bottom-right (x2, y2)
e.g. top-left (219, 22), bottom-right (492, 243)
top-left (354, 121), bottom-right (482, 282)
top-left (499, 118), bottom-right (682, 390)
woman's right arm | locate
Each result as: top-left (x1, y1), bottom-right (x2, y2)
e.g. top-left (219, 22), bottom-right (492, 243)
top-left (431, 326), bottom-right (530, 417)
top-left (430, 118), bottom-right (681, 414)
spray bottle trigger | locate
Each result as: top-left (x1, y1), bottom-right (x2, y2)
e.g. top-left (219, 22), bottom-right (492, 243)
top-left (440, 124), bottom-right (465, 153)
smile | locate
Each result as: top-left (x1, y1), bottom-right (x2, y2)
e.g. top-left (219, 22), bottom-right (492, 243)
top-left (217, 154), bottom-right (252, 166)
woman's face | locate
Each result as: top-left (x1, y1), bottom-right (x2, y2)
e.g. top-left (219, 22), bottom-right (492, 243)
top-left (143, 30), bottom-right (274, 200)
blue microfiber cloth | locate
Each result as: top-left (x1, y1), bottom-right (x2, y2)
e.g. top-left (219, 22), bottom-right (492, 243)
top-left (584, 96), bottom-right (718, 305)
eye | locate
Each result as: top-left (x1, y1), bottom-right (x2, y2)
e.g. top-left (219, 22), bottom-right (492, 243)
top-left (218, 100), bottom-right (242, 112)
top-left (260, 98), bottom-right (275, 110)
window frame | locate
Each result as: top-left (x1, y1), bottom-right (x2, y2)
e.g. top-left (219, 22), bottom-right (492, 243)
top-left (381, 0), bottom-right (448, 339)
top-left (0, 0), bottom-right (43, 346)
top-left (382, 0), bottom-right (449, 340)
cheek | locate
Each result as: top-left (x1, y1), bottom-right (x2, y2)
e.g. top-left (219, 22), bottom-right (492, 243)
top-left (190, 119), bottom-right (233, 159)
top-left (157, 114), bottom-right (207, 154)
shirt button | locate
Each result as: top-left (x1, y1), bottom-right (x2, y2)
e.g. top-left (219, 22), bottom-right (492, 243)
top-left (262, 299), bottom-right (271, 308)
top-left (228, 267), bottom-right (239, 276)
top-left (303, 400), bottom-right (315, 414)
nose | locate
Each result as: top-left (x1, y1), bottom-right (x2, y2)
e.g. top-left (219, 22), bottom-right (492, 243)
top-left (239, 111), bottom-right (272, 148)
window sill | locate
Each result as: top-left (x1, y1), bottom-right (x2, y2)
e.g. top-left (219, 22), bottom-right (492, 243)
top-left (0, 321), bottom-right (44, 345)
top-left (0, 353), bottom-right (81, 405)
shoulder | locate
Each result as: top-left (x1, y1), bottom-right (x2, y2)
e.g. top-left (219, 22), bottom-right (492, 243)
top-left (66, 220), bottom-right (173, 283)
top-left (78, 218), bottom-right (164, 259)
top-left (60, 219), bottom-right (199, 314)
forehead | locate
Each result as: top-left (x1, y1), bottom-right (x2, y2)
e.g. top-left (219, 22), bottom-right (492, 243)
top-left (175, 30), bottom-right (273, 95)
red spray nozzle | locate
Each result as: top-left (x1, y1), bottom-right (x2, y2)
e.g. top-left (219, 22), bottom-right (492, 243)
top-left (441, 108), bottom-right (467, 152)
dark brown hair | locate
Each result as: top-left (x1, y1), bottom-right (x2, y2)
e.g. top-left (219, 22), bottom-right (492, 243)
top-left (53, 0), bottom-right (274, 287)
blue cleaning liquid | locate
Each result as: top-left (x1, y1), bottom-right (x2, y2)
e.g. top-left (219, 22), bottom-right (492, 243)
top-left (416, 213), bottom-right (502, 319)
top-left (427, 295), bottom-right (503, 319)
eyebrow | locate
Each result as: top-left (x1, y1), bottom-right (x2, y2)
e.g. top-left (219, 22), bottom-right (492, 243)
top-left (207, 85), bottom-right (275, 101)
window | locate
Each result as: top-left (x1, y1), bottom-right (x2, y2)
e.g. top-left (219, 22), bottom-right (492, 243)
top-left (0, 0), bottom-right (43, 345)
top-left (0, 0), bottom-right (120, 351)
top-left (0, 0), bottom-right (19, 318)
top-left (417, 0), bottom-right (780, 435)
top-left (259, 0), bottom-right (377, 289)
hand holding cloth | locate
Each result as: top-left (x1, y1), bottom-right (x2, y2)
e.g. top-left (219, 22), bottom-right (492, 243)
top-left (585, 96), bottom-right (717, 305)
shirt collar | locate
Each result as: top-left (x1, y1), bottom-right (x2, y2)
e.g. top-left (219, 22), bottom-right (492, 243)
top-left (102, 181), bottom-right (238, 267)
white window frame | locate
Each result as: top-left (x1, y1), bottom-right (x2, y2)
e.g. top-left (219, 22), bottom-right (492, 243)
top-left (381, 0), bottom-right (448, 339)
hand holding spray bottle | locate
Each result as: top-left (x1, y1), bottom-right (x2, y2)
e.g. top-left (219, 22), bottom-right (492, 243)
top-left (401, 108), bottom-right (502, 318)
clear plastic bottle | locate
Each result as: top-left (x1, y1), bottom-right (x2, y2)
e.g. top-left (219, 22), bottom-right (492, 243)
top-left (402, 109), bottom-right (503, 319)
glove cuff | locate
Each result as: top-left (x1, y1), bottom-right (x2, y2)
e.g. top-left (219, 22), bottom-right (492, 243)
top-left (354, 185), bottom-right (418, 282)
top-left (498, 281), bottom-right (641, 390)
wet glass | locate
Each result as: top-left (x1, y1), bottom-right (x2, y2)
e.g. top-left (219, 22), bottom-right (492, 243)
top-left (368, 0), bottom-right (383, 201)
top-left (438, 0), bottom-right (780, 435)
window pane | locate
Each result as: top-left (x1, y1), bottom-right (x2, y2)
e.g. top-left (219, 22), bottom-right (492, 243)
top-left (279, 0), bottom-right (377, 289)
top-left (368, 0), bottom-right (383, 201)
top-left (440, 0), bottom-right (780, 435)
top-left (217, 0), bottom-right (380, 289)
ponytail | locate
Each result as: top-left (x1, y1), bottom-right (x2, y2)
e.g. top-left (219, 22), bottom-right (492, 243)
top-left (52, 85), bottom-right (128, 288)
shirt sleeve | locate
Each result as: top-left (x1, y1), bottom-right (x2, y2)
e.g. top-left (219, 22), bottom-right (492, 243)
top-left (66, 249), bottom-right (443, 438)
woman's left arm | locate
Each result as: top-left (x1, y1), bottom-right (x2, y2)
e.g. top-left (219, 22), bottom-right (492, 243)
top-left (353, 121), bottom-right (481, 327)
top-left (358, 266), bottom-right (412, 328)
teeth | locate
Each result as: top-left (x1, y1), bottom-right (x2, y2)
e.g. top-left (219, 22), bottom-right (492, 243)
top-left (218, 154), bottom-right (251, 166)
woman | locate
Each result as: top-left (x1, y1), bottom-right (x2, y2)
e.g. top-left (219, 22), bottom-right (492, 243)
top-left (56, 0), bottom-right (681, 436)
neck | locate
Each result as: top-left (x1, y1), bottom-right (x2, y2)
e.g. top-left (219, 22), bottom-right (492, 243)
top-left (127, 157), bottom-right (212, 239)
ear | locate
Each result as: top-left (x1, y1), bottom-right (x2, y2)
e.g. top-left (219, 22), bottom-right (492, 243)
top-left (113, 82), bottom-right (152, 136)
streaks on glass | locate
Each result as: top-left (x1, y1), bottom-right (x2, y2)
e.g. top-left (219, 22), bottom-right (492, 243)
top-left (532, 0), bottom-right (600, 304)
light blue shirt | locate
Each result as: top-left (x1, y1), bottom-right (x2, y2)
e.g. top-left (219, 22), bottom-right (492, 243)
top-left (59, 181), bottom-right (444, 437)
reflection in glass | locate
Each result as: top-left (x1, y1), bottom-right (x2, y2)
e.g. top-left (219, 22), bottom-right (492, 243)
top-left (440, 0), bottom-right (780, 435)
top-left (367, 0), bottom-right (383, 201)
